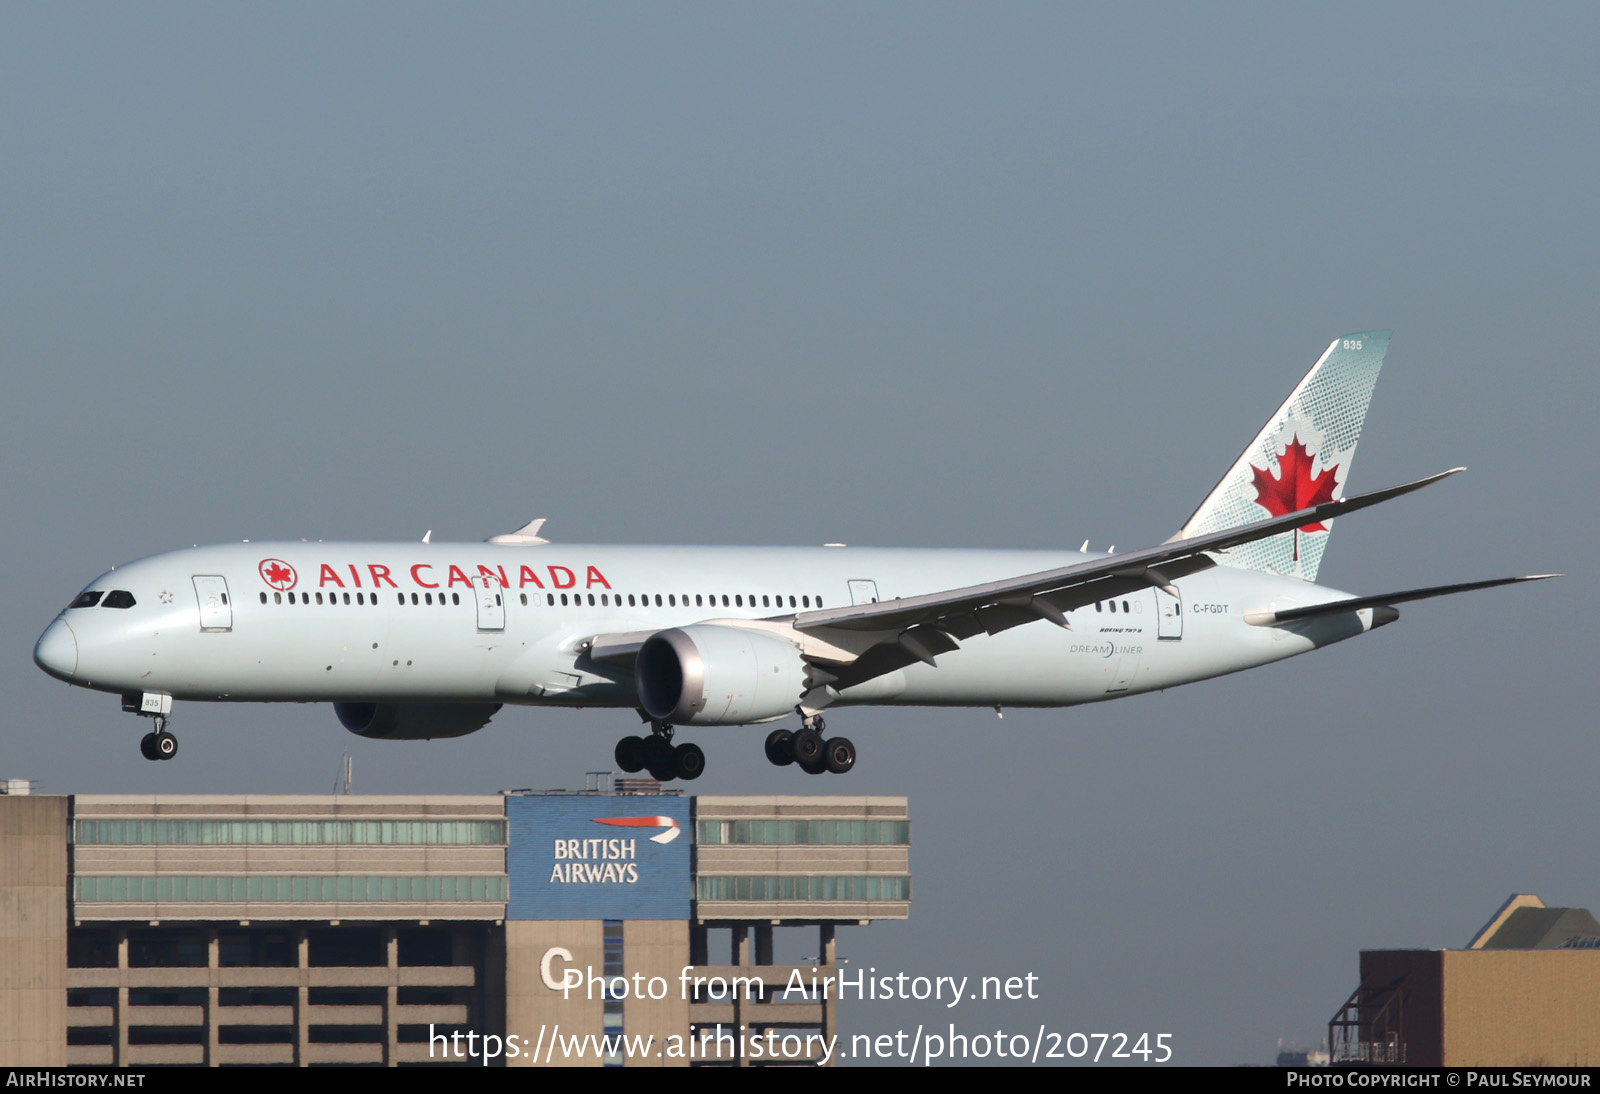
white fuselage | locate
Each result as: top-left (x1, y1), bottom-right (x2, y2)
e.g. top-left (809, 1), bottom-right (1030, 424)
top-left (34, 541), bottom-right (1375, 717)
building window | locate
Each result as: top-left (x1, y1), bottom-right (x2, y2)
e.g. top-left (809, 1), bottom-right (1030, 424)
top-left (695, 819), bottom-right (910, 845)
top-left (73, 818), bottom-right (507, 846)
top-left (74, 874), bottom-right (508, 903)
top-left (696, 875), bottom-right (911, 901)
top-left (603, 920), bottom-right (624, 1065)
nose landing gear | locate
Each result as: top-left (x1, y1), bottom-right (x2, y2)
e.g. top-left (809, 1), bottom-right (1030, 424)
top-left (137, 716), bottom-right (179, 762)
top-left (123, 693), bottom-right (178, 762)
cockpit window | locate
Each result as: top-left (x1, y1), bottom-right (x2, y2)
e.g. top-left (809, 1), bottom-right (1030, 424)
top-left (69, 591), bottom-right (104, 609)
top-left (102, 590), bottom-right (137, 609)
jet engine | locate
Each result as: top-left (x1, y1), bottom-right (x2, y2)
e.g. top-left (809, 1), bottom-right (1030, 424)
top-left (334, 702), bottom-right (503, 740)
top-left (635, 625), bottom-right (807, 726)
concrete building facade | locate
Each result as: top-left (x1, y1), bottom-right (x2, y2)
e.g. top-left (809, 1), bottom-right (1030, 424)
top-left (0, 787), bottom-right (911, 1067)
top-left (1330, 894), bottom-right (1600, 1067)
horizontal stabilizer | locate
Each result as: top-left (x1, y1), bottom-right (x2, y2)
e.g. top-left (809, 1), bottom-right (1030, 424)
top-left (1245, 574), bottom-right (1559, 626)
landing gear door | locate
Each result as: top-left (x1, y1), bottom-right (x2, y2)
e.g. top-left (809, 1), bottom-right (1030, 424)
top-left (474, 575), bottom-right (505, 632)
top-left (192, 575), bottom-right (233, 632)
top-left (1155, 587), bottom-right (1183, 640)
top-left (848, 580), bottom-right (880, 605)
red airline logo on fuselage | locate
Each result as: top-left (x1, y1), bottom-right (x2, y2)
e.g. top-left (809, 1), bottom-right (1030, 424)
top-left (257, 559), bottom-right (611, 591)
top-left (259, 559), bottom-right (298, 590)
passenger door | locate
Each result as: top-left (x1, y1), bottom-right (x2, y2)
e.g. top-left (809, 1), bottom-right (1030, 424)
top-left (474, 574), bottom-right (505, 632)
top-left (848, 579), bottom-right (880, 605)
top-left (192, 575), bottom-right (233, 632)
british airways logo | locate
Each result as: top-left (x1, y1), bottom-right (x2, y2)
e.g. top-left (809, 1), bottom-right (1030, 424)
top-left (545, 817), bottom-right (680, 885)
top-left (593, 815), bottom-right (682, 844)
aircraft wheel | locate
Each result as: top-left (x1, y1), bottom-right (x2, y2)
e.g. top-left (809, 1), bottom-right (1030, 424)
top-left (823, 736), bottom-right (856, 774)
top-left (644, 735), bottom-right (677, 781)
top-left (798, 756), bottom-right (828, 775)
top-left (674, 742), bottom-right (705, 781)
top-left (154, 731), bottom-right (178, 760)
top-left (614, 736), bottom-right (647, 773)
top-left (139, 733), bottom-right (161, 761)
top-left (764, 729), bottom-right (795, 767)
top-left (790, 728), bottom-right (824, 768)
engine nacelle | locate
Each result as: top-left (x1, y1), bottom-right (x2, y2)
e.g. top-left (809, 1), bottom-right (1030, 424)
top-left (635, 625), bottom-right (807, 726)
top-left (334, 702), bottom-right (503, 740)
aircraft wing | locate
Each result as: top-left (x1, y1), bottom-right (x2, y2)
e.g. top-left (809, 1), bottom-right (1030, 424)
top-left (781, 467), bottom-right (1464, 695)
top-left (795, 468), bottom-right (1463, 639)
top-left (580, 468), bottom-right (1466, 700)
top-left (585, 631), bottom-right (657, 664)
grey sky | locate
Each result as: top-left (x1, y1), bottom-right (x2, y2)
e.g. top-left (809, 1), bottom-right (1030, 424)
top-left (3, 3), bottom-right (1594, 1065)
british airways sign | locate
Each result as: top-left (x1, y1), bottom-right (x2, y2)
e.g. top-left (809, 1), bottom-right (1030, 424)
top-left (505, 796), bottom-right (691, 920)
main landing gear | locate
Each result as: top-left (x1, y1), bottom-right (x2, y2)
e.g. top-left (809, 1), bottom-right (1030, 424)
top-left (138, 716), bottom-right (179, 762)
top-left (614, 721), bottom-right (704, 782)
top-left (765, 718), bottom-right (855, 775)
top-left (611, 714), bottom-right (857, 781)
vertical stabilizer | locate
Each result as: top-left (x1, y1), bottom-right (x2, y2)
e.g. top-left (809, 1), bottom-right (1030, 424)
top-left (1176, 331), bottom-right (1390, 582)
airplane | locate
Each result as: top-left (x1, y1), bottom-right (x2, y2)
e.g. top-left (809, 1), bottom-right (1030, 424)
top-left (32, 331), bottom-right (1554, 780)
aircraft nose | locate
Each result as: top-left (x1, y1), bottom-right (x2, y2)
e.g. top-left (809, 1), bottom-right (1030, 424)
top-left (33, 619), bottom-right (78, 681)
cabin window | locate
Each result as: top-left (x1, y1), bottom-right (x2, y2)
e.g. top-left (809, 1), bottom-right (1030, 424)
top-left (356, 592), bottom-right (364, 605)
top-left (452, 593), bottom-right (460, 605)
top-left (275, 592), bottom-right (282, 604)
top-left (410, 593), bottom-right (419, 605)
top-left (547, 593), bottom-right (554, 606)
top-left (259, 592), bottom-right (267, 604)
top-left (802, 596), bottom-right (810, 608)
top-left (520, 593), bottom-right (527, 606)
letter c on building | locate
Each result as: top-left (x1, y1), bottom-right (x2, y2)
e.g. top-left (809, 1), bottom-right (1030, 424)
top-left (541, 946), bottom-right (575, 991)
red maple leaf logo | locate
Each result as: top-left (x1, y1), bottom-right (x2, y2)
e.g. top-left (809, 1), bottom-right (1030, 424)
top-left (1250, 435), bottom-right (1340, 556)
top-left (258, 559), bottom-right (297, 590)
